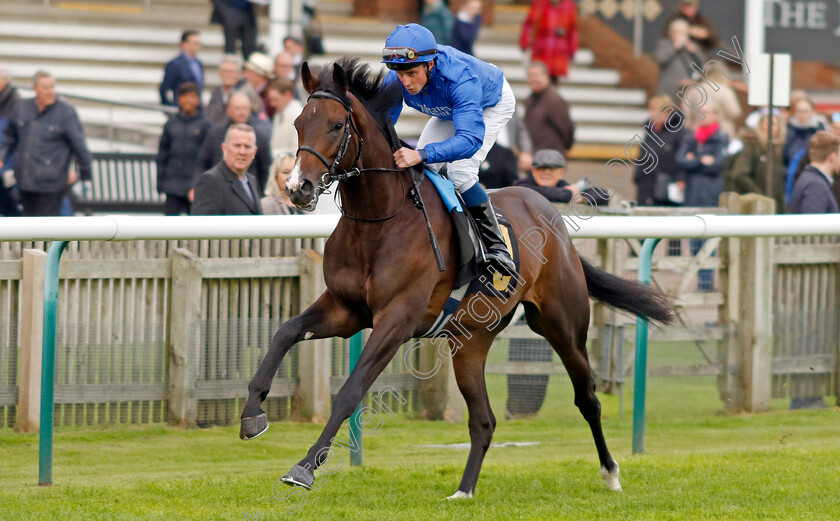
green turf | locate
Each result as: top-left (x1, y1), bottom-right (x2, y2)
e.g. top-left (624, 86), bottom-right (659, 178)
top-left (2, 344), bottom-right (839, 520)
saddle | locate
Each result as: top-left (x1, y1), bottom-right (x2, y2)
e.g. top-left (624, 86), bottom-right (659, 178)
top-left (419, 171), bottom-right (522, 338)
top-left (383, 126), bottom-right (520, 337)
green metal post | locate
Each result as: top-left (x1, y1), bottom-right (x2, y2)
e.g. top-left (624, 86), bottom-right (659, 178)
top-left (39, 240), bottom-right (68, 486)
top-left (632, 238), bottom-right (660, 455)
top-left (348, 332), bottom-right (363, 466)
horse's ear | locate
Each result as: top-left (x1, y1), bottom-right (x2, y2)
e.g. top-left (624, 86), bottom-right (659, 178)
top-left (332, 63), bottom-right (348, 92)
top-left (301, 62), bottom-right (319, 94)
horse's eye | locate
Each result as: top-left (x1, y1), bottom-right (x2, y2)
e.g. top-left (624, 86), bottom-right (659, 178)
top-left (333, 122), bottom-right (344, 131)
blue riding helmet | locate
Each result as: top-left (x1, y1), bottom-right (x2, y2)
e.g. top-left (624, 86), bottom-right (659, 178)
top-left (382, 24), bottom-right (438, 68)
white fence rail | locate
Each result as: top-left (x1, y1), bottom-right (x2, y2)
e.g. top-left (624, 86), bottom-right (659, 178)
top-left (3, 213), bottom-right (840, 242)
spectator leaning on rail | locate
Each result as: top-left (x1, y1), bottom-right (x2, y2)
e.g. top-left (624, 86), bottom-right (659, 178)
top-left (0, 71), bottom-right (91, 217)
top-left (159, 30), bottom-right (204, 107)
top-left (380, 23), bottom-right (516, 273)
top-left (790, 131), bottom-right (840, 214)
top-left (513, 149), bottom-right (579, 202)
top-left (156, 82), bottom-right (211, 216)
top-left (0, 67), bottom-right (22, 217)
top-left (192, 123), bottom-right (263, 216)
top-left (523, 61), bottom-right (574, 156)
top-left (196, 92), bottom-right (272, 193)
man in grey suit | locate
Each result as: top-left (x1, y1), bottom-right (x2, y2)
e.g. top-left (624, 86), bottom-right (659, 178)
top-left (191, 123), bottom-right (263, 215)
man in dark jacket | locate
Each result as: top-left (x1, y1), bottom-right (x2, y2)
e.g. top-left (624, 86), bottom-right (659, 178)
top-left (156, 82), bottom-right (210, 215)
top-left (635, 96), bottom-right (687, 206)
top-left (451, 0), bottom-right (482, 56)
top-left (790, 131), bottom-right (840, 214)
top-left (195, 92), bottom-right (271, 192)
top-left (514, 147), bottom-right (610, 202)
top-left (192, 123), bottom-right (263, 215)
top-left (0, 67), bottom-right (22, 216)
top-left (523, 62), bottom-right (575, 155)
top-left (0, 71), bottom-right (91, 216)
top-left (159, 30), bottom-right (204, 106)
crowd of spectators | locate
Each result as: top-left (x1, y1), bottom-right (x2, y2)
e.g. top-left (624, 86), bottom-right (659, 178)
top-left (645, 0), bottom-right (840, 217)
top-left (1, 0), bottom-right (838, 224)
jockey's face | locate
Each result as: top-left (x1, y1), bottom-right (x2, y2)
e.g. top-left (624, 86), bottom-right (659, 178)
top-left (396, 62), bottom-right (432, 95)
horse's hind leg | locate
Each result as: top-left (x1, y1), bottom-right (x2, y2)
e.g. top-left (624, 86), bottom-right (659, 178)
top-left (447, 332), bottom-right (496, 499)
top-left (240, 291), bottom-right (362, 439)
top-left (523, 301), bottom-right (622, 491)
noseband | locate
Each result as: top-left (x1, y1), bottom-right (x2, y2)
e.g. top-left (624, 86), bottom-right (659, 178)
top-left (296, 91), bottom-right (365, 195)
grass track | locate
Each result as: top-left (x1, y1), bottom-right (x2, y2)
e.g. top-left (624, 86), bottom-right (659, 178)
top-left (2, 351), bottom-right (839, 520)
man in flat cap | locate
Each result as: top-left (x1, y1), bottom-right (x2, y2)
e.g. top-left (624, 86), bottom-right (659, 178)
top-left (513, 148), bottom-right (581, 202)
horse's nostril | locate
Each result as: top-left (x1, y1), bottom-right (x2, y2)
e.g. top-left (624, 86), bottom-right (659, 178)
top-left (299, 179), bottom-right (314, 197)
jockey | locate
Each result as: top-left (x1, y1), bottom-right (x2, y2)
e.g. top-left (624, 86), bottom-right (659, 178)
top-left (381, 23), bottom-right (517, 274)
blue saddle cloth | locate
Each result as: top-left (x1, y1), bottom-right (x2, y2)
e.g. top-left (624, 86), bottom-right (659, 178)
top-left (424, 167), bottom-right (463, 213)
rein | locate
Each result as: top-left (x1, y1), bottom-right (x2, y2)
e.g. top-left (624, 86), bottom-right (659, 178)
top-left (296, 90), bottom-right (406, 222)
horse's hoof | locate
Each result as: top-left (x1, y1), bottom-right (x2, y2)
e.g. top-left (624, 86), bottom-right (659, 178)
top-left (280, 464), bottom-right (314, 489)
top-left (445, 490), bottom-right (473, 500)
top-left (240, 414), bottom-right (269, 440)
top-left (600, 461), bottom-right (622, 491)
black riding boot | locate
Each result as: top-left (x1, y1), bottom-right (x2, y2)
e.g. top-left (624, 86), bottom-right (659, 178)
top-left (468, 200), bottom-right (516, 273)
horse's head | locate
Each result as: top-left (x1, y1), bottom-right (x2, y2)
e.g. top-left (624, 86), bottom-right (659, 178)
top-left (286, 62), bottom-right (361, 211)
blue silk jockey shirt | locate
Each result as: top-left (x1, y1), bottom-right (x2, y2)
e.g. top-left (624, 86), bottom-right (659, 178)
top-left (383, 45), bottom-right (504, 165)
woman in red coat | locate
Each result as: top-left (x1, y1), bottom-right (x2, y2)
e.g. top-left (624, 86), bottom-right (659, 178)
top-left (519, 0), bottom-right (579, 82)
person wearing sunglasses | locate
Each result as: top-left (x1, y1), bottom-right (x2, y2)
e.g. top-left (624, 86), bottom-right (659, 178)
top-left (382, 23), bottom-right (517, 274)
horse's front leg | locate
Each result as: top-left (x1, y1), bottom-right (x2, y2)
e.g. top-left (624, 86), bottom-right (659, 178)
top-left (280, 308), bottom-right (420, 487)
top-left (240, 291), bottom-right (362, 440)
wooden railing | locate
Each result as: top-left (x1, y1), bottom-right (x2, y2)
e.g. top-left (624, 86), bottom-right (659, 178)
top-left (2, 198), bottom-right (839, 430)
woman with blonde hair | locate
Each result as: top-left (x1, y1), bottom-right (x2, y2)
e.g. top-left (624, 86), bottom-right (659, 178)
top-left (261, 153), bottom-right (300, 215)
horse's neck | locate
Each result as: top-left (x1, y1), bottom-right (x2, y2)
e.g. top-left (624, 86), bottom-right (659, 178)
top-left (338, 114), bottom-right (407, 221)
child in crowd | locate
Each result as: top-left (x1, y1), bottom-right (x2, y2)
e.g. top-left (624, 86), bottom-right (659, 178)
top-left (156, 82), bottom-right (210, 215)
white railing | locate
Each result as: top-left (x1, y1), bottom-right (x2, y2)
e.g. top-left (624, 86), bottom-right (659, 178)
top-left (2, 213), bottom-right (839, 242)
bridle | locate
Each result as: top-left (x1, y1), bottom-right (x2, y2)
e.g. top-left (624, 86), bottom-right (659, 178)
top-left (295, 91), bottom-right (365, 196)
top-left (295, 90), bottom-right (406, 221)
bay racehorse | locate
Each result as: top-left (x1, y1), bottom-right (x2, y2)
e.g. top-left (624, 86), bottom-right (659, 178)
top-left (240, 57), bottom-right (674, 499)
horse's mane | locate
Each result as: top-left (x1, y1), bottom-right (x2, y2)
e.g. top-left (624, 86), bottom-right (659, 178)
top-left (316, 56), bottom-right (403, 140)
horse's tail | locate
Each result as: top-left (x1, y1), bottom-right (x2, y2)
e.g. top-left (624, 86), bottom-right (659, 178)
top-left (579, 255), bottom-right (675, 325)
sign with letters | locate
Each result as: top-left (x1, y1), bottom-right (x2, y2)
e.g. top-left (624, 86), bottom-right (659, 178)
top-left (596, 0), bottom-right (840, 63)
